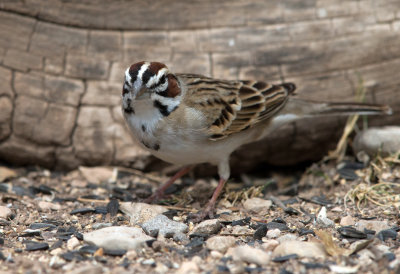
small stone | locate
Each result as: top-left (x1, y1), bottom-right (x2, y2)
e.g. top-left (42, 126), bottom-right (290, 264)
top-left (273, 241), bottom-right (327, 259)
top-left (70, 208), bottom-right (95, 215)
top-left (142, 214), bottom-right (188, 241)
top-left (67, 237), bottom-right (80, 250)
top-left (50, 248), bottom-right (63, 256)
top-left (0, 206), bottom-right (12, 219)
top-left (231, 225), bottom-right (252, 235)
top-left (266, 222), bottom-right (289, 231)
top-left (261, 239), bottom-right (279, 251)
top-left (49, 255), bottom-right (66, 268)
top-left (231, 217), bottom-right (251, 226)
top-left (254, 224), bottom-right (268, 240)
top-left (329, 265), bottom-right (359, 273)
top-left (126, 250), bottom-right (137, 260)
top-left (176, 261), bottom-right (199, 274)
top-left (354, 126), bottom-right (400, 157)
top-left (119, 202), bottom-right (167, 225)
top-left (355, 220), bottom-right (390, 233)
top-left (210, 250), bottom-right (223, 259)
top-left (376, 229), bottom-right (397, 241)
top-left (272, 254), bottom-right (298, 262)
top-left (191, 219), bottom-right (221, 235)
top-left (231, 245), bottom-right (271, 266)
top-left (277, 233), bottom-right (298, 243)
top-left (38, 201), bottom-right (61, 211)
top-left (79, 166), bottom-right (114, 183)
top-left (142, 258), bottom-right (156, 266)
top-left (92, 223), bottom-right (112, 230)
top-left (206, 236), bottom-right (236, 253)
top-left (243, 198), bottom-right (272, 214)
top-left (338, 226), bottom-right (367, 239)
top-left (340, 215), bottom-right (355, 226)
top-left (25, 242), bottom-right (49, 251)
top-left (83, 226), bottom-right (152, 251)
top-left (267, 229), bottom-right (281, 239)
top-left (316, 206), bottom-right (334, 227)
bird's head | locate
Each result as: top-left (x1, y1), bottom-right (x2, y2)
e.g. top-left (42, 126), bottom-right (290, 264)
top-left (122, 61), bottom-right (181, 100)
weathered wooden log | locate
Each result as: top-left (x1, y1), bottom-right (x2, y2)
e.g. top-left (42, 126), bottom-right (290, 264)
top-left (0, 0), bottom-right (398, 172)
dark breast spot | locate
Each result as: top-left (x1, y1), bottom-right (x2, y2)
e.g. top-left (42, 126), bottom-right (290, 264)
top-left (154, 100), bottom-right (175, 116)
top-left (141, 124), bottom-right (146, 132)
top-left (153, 143), bottom-right (160, 151)
top-left (124, 105), bottom-right (134, 114)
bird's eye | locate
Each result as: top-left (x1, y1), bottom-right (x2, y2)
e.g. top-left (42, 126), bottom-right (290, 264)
top-left (159, 75), bottom-right (166, 85)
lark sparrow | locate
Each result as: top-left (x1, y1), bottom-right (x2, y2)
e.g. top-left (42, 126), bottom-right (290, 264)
top-left (122, 61), bottom-right (392, 221)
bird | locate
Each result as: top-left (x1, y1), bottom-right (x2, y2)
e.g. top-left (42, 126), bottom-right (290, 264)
top-left (121, 61), bottom-right (392, 221)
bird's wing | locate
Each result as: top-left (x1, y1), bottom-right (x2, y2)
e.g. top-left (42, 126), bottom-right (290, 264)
top-left (179, 74), bottom-right (296, 140)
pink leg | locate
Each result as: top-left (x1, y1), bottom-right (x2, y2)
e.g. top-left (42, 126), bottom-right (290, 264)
top-left (144, 166), bottom-right (192, 203)
top-left (191, 177), bottom-right (226, 222)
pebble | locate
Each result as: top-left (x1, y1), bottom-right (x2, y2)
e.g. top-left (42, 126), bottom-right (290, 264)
top-left (67, 237), bottom-right (80, 250)
top-left (83, 226), bottom-right (153, 251)
top-left (176, 261), bottom-right (200, 274)
top-left (266, 228), bottom-right (281, 239)
top-left (354, 126), bottom-right (400, 157)
top-left (243, 198), bottom-right (272, 214)
top-left (338, 226), bottom-right (367, 239)
top-left (38, 201), bottom-right (61, 211)
top-left (79, 166), bottom-right (114, 183)
top-left (316, 206), bottom-right (335, 227)
top-left (329, 264), bottom-right (359, 273)
top-left (261, 239), bottom-right (279, 251)
top-left (231, 245), bottom-right (271, 266)
top-left (210, 250), bottom-right (223, 259)
top-left (119, 202), bottom-right (167, 225)
top-left (355, 220), bottom-right (390, 233)
top-left (92, 223), bottom-right (112, 230)
top-left (266, 222), bottom-right (289, 231)
top-left (125, 250), bottom-right (137, 260)
top-left (0, 206), bottom-right (12, 219)
top-left (376, 229), bottom-right (397, 241)
top-left (340, 215), bottom-right (355, 226)
top-left (50, 248), bottom-right (63, 256)
top-left (49, 255), bottom-right (66, 268)
top-left (142, 258), bottom-right (156, 266)
top-left (142, 214), bottom-right (188, 242)
top-left (25, 242), bottom-right (49, 251)
top-left (206, 236), bottom-right (236, 253)
top-left (273, 241), bottom-right (327, 259)
top-left (191, 219), bottom-right (221, 235)
top-left (276, 233), bottom-right (298, 243)
top-left (253, 224), bottom-right (268, 240)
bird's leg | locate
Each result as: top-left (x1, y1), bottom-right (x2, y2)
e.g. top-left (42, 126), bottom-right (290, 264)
top-left (144, 165), bottom-right (192, 203)
top-left (191, 177), bottom-right (227, 222)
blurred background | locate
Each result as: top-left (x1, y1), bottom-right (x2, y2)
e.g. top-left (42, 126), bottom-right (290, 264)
top-left (0, 0), bottom-right (398, 172)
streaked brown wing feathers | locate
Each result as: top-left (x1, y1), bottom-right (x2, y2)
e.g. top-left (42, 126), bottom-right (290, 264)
top-left (180, 74), bottom-right (294, 140)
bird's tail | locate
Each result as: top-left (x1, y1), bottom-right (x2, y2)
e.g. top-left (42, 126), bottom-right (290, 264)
top-left (314, 101), bottom-right (392, 116)
top-left (284, 98), bottom-right (392, 117)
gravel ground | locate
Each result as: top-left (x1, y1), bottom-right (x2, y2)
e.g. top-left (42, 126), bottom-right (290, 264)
top-left (0, 155), bottom-right (399, 273)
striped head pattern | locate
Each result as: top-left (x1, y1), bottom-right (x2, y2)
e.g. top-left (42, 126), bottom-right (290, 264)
top-left (122, 61), bottom-right (182, 117)
top-left (123, 61), bottom-right (181, 99)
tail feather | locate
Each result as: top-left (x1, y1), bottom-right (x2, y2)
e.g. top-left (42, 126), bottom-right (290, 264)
top-left (283, 98), bottom-right (392, 118)
top-left (319, 102), bottom-right (392, 116)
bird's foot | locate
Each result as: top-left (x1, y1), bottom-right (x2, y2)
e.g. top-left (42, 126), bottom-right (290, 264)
top-left (188, 201), bottom-right (216, 223)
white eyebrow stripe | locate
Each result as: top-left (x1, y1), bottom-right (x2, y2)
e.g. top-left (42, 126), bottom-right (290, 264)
top-left (125, 68), bottom-right (131, 85)
top-left (146, 68), bottom-right (169, 88)
top-left (133, 62), bottom-right (150, 92)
